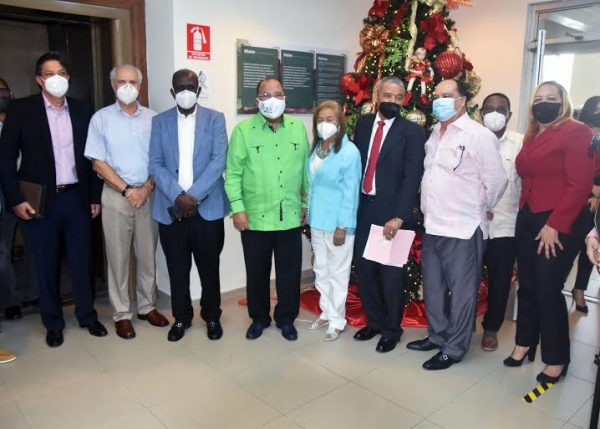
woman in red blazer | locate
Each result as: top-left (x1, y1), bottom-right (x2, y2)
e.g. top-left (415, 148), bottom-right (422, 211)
top-left (503, 81), bottom-right (593, 384)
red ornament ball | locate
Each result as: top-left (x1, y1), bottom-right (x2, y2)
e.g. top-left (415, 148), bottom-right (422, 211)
top-left (434, 51), bottom-right (463, 79)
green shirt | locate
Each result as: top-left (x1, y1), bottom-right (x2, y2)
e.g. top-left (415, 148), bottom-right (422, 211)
top-left (225, 113), bottom-right (309, 231)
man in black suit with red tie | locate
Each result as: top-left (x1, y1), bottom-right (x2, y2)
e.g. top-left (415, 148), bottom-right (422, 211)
top-left (0, 52), bottom-right (107, 347)
top-left (353, 76), bottom-right (426, 353)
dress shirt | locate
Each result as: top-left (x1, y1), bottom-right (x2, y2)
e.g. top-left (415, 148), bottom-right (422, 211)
top-left (177, 106), bottom-right (196, 191)
top-left (225, 113), bottom-right (309, 231)
top-left (43, 93), bottom-right (78, 185)
top-left (421, 113), bottom-right (508, 239)
top-left (362, 115), bottom-right (395, 195)
top-left (85, 102), bottom-right (156, 186)
top-left (489, 130), bottom-right (523, 239)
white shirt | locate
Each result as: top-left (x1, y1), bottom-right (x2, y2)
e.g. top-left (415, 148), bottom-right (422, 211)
top-left (362, 115), bottom-right (396, 195)
top-left (489, 130), bottom-right (523, 239)
top-left (310, 154), bottom-right (324, 176)
top-left (421, 113), bottom-right (508, 239)
top-left (177, 107), bottom-right (196, 191)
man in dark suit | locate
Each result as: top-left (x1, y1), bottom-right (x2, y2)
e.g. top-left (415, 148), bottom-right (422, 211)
top-left (0, 52), bottom-right (107, 348)
top-left (353, 76), bottom-right (426, 353)
top-left (150, 69), bottom-right (229, 342)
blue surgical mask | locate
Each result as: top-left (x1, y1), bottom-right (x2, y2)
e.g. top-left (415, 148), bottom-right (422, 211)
top-left (433, 97), bottom-right (461, 122)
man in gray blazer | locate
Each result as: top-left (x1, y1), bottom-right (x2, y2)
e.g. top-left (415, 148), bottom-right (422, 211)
top-left (149, 69), bottom-right (230, 342)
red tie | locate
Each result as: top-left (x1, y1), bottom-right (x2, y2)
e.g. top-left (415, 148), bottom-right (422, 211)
top-left (363, 120), bottom-right (385, 194)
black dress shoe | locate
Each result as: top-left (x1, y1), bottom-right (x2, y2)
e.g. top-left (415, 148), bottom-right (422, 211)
top-left (4, 306), bottom-right (22, 321)
top-left (353, 326), bottom-right (380, 341)
top-left (206, 321), bottom-right (223, 340)
top-left (46, 330), bottom-right (64, 348)
top-left (246, 322), bottom-right (268, 340)
top-left (278, 323), bottom-right (298, 341)
top-left (376, 336), bottom-right (399, 353)
top-left (422, 352), bottom-right (460, 370)
top-left (536, 363), bottom-right (569, 384)
top-left (406, 337), bottom-right (440, 351)
top-left (80, 321), bottom-right (108, 337)
top-left (168, 321), bottom-right (191, 342)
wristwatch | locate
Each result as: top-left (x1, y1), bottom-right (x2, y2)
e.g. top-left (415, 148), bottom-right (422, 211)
top-left (121, 184), bottom-right (132, 196)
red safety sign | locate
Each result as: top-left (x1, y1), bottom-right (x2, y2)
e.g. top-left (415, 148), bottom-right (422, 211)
top-left (187, 24), bottom-right (210, 60)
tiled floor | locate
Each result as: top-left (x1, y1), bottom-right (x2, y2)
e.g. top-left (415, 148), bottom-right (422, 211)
top-left (0, 272), bottom-right (598, 429)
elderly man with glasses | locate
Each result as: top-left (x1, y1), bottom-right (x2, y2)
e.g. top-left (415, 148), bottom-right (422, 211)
top-left (225, 77), bottom-right (309, 341)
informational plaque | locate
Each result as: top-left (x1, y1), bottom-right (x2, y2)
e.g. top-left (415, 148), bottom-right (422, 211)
top-left (237, 45), bottom-right (280, 113)
top-left (315, 53), bottom-right (346, 104)
top-left (281, 49), bottom-right (314, 113)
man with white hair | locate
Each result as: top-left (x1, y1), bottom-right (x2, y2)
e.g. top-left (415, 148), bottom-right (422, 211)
top-left (85, 64), bottom-right (168, 340)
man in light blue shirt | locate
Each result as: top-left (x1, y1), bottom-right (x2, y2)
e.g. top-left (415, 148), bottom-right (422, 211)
top-left (85, 64), bottom-right (169, 340)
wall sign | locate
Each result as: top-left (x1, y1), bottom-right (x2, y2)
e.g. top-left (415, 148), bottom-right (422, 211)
top-left (187, 24), bottom-right (210, 60)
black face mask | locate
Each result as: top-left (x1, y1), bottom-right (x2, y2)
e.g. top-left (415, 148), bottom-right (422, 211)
top-left (0, 96), bottom-right (9, 114)
top-left (586, 112), bottom-right (600, 128)
top-left (532, 102), bottom-right (562, 124)
top-left (378, 102), bottom-right (401, 120)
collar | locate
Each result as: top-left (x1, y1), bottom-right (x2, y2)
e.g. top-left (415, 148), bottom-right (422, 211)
top-left (177, 105), bottom-right (197, 120)
top-left (255, 112), bottom-right (286, 130)
top-left (115, 101), bottom-right (142, 118)
top-left (375, 112), bottom-right (396, 126)
top-left (42, 92), bottom-right (68, 111)
top-left (433, 112), bottom-right (470, 135)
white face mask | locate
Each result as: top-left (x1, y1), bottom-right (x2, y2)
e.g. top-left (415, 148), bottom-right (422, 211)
top-left (42, 75), bottom-right (69, 98)
top-left (483, 111), bottom-right (507, 132)
top-left (116, 84), bottom-right (139, 105)
top-left (175, 90), bottom-right (198, 110)
top-left (317, 122), bottom-right (338, 141)
top-left (257, 97), bottom-right (286, 120)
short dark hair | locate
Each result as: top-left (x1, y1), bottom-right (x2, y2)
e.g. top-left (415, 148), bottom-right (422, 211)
top-left (255, 76), bottom-right (280, 96)
top-left (35, 51), bottom-right (69, 76)
top-left (0, 77), bottom-right (9, 91)
top-left (482, 92), bottom-right (511, 112)
top-left (579, 96), bottom-right (600, 125)
top-left (454, 79), bottom-right (470, 99)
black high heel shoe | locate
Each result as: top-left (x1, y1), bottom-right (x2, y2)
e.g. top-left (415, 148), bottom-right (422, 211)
top-left (503, 346), bottom-right (537, 367)
top-left (536, 363), bottom-right (569, 384)
top-left (571, 289), bottom-right (588, 314)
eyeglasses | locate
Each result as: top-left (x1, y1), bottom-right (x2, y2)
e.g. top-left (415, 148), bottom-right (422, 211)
top-left (116, 80), bottom-right (138, 86)
top-left (257, 92), bottom-right (285, 101)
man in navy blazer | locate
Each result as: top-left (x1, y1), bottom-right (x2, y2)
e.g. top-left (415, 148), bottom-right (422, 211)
top-left (150, 69), bottom-right (229, 342)
top-left (352, 76), bottom-right (426, 353)
top-left (0, 52), bottom-right (107, 348)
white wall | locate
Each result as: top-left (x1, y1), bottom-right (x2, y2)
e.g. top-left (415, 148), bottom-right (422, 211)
top-left (451, 0), bottom-right (546, 132)
top-left (146, 0), bottom-right (366, 296)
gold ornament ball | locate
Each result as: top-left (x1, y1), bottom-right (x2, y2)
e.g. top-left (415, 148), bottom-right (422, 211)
top-left (361, 101), bottom-right (376, 115)
top-left (405, 108), bottom-right (427, 127)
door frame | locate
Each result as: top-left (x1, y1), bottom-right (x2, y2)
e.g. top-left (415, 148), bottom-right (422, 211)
top-left (0, 0), bottom-right (148, 105)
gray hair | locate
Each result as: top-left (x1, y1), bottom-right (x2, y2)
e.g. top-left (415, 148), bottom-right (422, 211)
top-left (376, 76), bottom-right (405, 92)
top-left (110, 64), bottom-right (143, 84)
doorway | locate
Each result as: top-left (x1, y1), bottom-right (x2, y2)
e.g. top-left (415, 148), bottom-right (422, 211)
top-left (521, 0), bottom-right (600, 306)
top-left (0, 0), bottom-right (146, 309)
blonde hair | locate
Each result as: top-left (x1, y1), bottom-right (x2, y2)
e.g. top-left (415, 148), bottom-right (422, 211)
top-left (311, 100), bottom-right (346, 154)
top-left (524, 81), bottom-right (573, 141)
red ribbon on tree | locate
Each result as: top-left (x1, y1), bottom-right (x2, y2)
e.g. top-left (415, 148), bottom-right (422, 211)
top-left (420, 13), bottom-right (450, 49)
top-left (339, 73), bottom-right (371, 105)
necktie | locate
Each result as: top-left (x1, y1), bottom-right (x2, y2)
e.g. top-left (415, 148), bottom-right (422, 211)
top-left (363, 120), bottom-right (385, 194)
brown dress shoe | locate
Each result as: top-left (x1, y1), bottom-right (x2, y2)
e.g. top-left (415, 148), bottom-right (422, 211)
top-left (481, 331), bottom-right (498, 351)
top-left (137, 309), bottom-right (169, 327)
top-left (115, 320), bottom-right (136, 339)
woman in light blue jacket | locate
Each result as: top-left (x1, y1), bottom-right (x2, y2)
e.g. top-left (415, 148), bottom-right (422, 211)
top-left (306, 100), bottom-right (361, 341)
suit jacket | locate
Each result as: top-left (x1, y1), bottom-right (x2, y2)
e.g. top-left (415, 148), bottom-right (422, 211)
top-left (149, 105), bottom-right (230, 225)
top-left (0, 93), bottom-right (101, 215)
top-left (516, 119), bottom-right (593, 234)
top-left (353, 114), bottom-right (426, 230)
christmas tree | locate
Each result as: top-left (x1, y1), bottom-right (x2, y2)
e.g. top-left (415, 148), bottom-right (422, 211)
top-left (340, 0), bottom-right (481, 306)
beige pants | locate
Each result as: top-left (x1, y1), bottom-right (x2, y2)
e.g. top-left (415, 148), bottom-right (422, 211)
top-left (101, 186), bottom-right (158, 321)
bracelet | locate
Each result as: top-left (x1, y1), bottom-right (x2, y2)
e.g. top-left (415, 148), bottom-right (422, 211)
top-left (395, 217), bottom-right (404, 224)
top-left (337, 226), bottom-right (347, 231)
top-left (121, 185), bottom-right (132, 197)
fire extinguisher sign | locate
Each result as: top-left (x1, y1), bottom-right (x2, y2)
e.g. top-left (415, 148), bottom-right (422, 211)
top-left (187, 24), bottom-right (210, 60)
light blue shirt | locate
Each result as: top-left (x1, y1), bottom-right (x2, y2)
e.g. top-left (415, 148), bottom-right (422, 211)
top-left (85, 102), bottom-right (156, 186)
